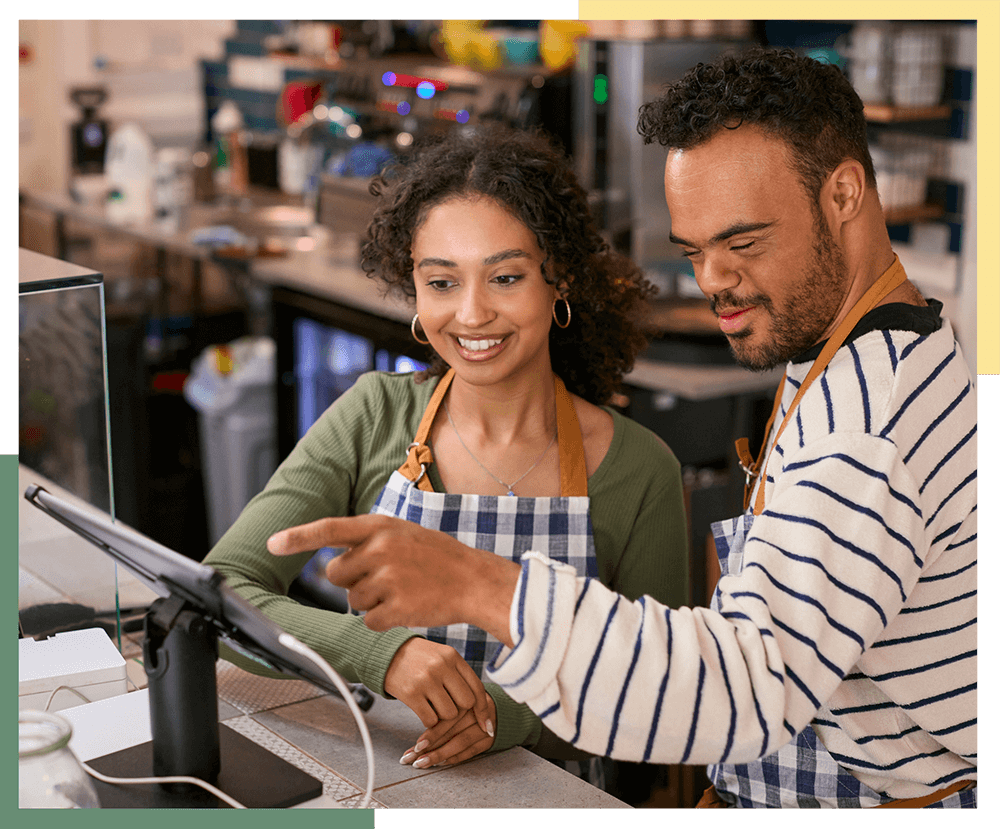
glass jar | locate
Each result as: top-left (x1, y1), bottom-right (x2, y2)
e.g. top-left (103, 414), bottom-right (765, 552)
top-left (19, 709), bottom-right (100, 808)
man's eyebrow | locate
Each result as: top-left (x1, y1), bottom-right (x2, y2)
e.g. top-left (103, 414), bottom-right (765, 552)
top-left (415, 249), bottom-right (531, 269)
top-left (669, 221), bottom-right (776, 248)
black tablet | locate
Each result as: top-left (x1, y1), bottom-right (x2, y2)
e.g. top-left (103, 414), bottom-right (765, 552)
top-left (24, 483), bottom-right (363, 703)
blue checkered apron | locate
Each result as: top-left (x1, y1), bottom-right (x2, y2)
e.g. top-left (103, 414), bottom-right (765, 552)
top-left (370, 369), bottom-right (598, 673)
top-left (370, 476), bottom-right (597, 672)
top-left (370, 369), bottom-right (604, 787)
top-left (706, 514), bottom-right (976, 808)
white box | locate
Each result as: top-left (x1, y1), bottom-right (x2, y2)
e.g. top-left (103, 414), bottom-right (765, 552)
top-left (19, 628), bottom-right (128, 713)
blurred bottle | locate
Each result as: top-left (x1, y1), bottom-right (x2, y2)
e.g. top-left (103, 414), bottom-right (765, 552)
top-left (211, 101), bottom-right (249, 198)
top-left (104, 123), bottom-right (154, 224)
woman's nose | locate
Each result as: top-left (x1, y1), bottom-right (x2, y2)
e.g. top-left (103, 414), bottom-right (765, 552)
top-left (455, 283), bottom-right (495, 327)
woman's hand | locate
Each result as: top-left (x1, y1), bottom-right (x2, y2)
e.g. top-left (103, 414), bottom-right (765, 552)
top-left (384, 638), bottom-right (493, 735)
top-left (399, 692), bottom-right (498, 769)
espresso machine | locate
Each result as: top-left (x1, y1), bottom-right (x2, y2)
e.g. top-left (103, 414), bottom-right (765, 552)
top-left (314, 54), bottom-right (572, 235)
top-left (573, 38), bottom-right (746, 270)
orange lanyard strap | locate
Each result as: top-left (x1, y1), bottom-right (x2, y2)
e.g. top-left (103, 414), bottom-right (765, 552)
top-left (742, 256), bottom-right (909, 515)
top-left (397, 369), bottom-right (589, 497)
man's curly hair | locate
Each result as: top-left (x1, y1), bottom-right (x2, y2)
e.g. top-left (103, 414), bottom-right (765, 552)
top-left (361, 125), bottom-right (654, 406)
top-left (637, 47), bottom-right (876, 205)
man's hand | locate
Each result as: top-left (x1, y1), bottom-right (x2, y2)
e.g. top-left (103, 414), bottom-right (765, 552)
top-left (384, 638), bottom-right (493, 737)
top-left (267, 514), bottom-right (519, 645)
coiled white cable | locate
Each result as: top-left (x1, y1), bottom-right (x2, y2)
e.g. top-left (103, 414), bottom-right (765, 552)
top-left (79, 634), bottom-right (375, 809)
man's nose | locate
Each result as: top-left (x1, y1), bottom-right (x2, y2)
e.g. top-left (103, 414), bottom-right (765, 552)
top-left (695, 254), bottom-right (741, 299)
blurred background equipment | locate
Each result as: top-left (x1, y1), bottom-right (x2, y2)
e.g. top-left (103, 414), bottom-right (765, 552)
top-left (69, 87), bottom-right (109, 177)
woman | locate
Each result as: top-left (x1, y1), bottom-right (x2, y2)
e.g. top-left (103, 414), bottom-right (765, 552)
top-left (203, 125), bottom-right (688, 778)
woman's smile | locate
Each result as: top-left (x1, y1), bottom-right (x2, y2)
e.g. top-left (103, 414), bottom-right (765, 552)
top-left (453, 335), bottom-right (509, 359)
top-left (411, 196), bottom-right (557, 385)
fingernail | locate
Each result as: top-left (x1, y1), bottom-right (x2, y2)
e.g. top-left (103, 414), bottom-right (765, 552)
top-left (413, 756), bottom-right (432, 769)
top-left (266, 534), bottom-right (283, 554)
top-left (399, 750), bottom-right (417, 765)
top-left (485, 719), bottom-right (494, 738)
top-left (414, 739), bottom-right (429, 753)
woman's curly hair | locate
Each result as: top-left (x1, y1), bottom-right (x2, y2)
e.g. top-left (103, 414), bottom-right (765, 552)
top-left (637, 47), bottom-right (876, 205)
top-left (361, 125), bottom-right (654, 406)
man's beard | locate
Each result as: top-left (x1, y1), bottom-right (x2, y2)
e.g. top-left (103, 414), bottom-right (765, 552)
top-left (714, 217), bottom-right (849, 372)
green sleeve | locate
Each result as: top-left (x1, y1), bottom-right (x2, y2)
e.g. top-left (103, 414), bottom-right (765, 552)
top-left (604, 419), bottom-right (690, 608)
top-left (203, 372), bottom-right (419, 695)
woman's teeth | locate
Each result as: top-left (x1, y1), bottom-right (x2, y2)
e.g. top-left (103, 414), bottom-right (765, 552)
top-left (458, 337), bottom-right (504, 352)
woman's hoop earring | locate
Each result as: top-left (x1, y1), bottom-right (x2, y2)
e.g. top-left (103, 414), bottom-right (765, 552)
top-left (552, 297), bottom-right (571, 329)
top-left (411, 313), bottom-right (430, 345)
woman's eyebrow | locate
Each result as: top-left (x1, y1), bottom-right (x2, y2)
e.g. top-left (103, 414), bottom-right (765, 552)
top-left (670, 221), bottom-right (775, 248)
top-left (483, 248), bottom-right (531, 265)
top-left (414, 257), bottom-right (456, 269)
top-left (415, 249), bottom-right (532, 269)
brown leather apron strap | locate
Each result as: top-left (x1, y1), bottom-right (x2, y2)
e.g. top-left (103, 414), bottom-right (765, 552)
top-left (744, 256), bottom-right (909, 515)
top-left (695, 784), bottom-right (730, 808)
top-left (398, 369), bottom-right (455, 492)
top-left (554, 375), bottom-right (588, 497)
top-left (736, 375), bottom-right (786, 511)
top-left (875, 779), bottom-right (974, 808)
top-left (396, 369), bottom-right (589, 497)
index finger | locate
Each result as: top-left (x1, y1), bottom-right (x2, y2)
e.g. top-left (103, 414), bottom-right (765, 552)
top-left (267, 515), bottom-right (384, 556)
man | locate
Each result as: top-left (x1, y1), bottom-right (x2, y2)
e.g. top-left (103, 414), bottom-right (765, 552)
top-left (268, 48), bottom-right (977, 808)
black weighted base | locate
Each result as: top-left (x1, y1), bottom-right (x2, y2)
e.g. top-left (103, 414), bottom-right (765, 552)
top-left (86, 723), bottom-right (323, 808)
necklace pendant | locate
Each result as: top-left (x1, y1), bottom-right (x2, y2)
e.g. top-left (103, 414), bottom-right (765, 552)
top-left (506, 489), bottom-right (515, 497)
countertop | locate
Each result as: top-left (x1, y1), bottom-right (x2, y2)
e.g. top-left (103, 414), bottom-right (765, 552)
top-left (17, 464), bottom-right (628, 809)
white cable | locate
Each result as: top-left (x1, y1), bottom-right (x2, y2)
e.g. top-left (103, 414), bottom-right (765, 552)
top-left (81, 762), bottom-right (246, 809)
top-left (71, 640), bottom-right (374, 809)
top-left (44, 684), bottom-right (92, 711)
top-left (277, 632), bottom-right (375, 809)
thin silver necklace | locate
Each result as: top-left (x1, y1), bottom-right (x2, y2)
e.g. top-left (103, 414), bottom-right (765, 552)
top-left (443, 400), bottom-right (557, 496)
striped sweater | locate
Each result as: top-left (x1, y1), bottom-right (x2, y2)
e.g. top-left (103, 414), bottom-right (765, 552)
top-left (487, 302), bottom-right (977, 802)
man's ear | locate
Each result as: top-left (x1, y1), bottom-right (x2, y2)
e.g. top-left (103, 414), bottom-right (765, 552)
top-left (823, 159), bottom-right (867, 229)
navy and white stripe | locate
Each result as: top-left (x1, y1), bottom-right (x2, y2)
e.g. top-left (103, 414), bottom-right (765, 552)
top-left (488, 315), bottom-right (976, 804)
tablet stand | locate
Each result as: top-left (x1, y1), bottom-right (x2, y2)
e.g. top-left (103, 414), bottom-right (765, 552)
top-left (85, 595), bottom-right (322, 808)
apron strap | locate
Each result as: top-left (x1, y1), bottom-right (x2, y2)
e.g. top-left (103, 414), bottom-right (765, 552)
top-left (742, 255), bottom-right (910, 515)
top-left (397, 369), bottom-right (589, 496)
top-left (875, 779), bottom-right (974, 808)
top-left (555, 375), bottom-right (588, 497)
top-left (398, 370), bottom-right (455, 491)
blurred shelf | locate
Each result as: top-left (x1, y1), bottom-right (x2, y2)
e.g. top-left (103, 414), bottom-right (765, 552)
top-left (883, 203), bottom-right (945, 225)
top-left (864, 104), bottom-right (952, 123)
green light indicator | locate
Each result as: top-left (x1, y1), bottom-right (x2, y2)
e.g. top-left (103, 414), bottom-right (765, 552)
top-left (594, 74), bottom-right (608, 105)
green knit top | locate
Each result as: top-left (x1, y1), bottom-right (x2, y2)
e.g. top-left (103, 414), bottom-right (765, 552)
top-left (203, 371), bottom-right (689, 754)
